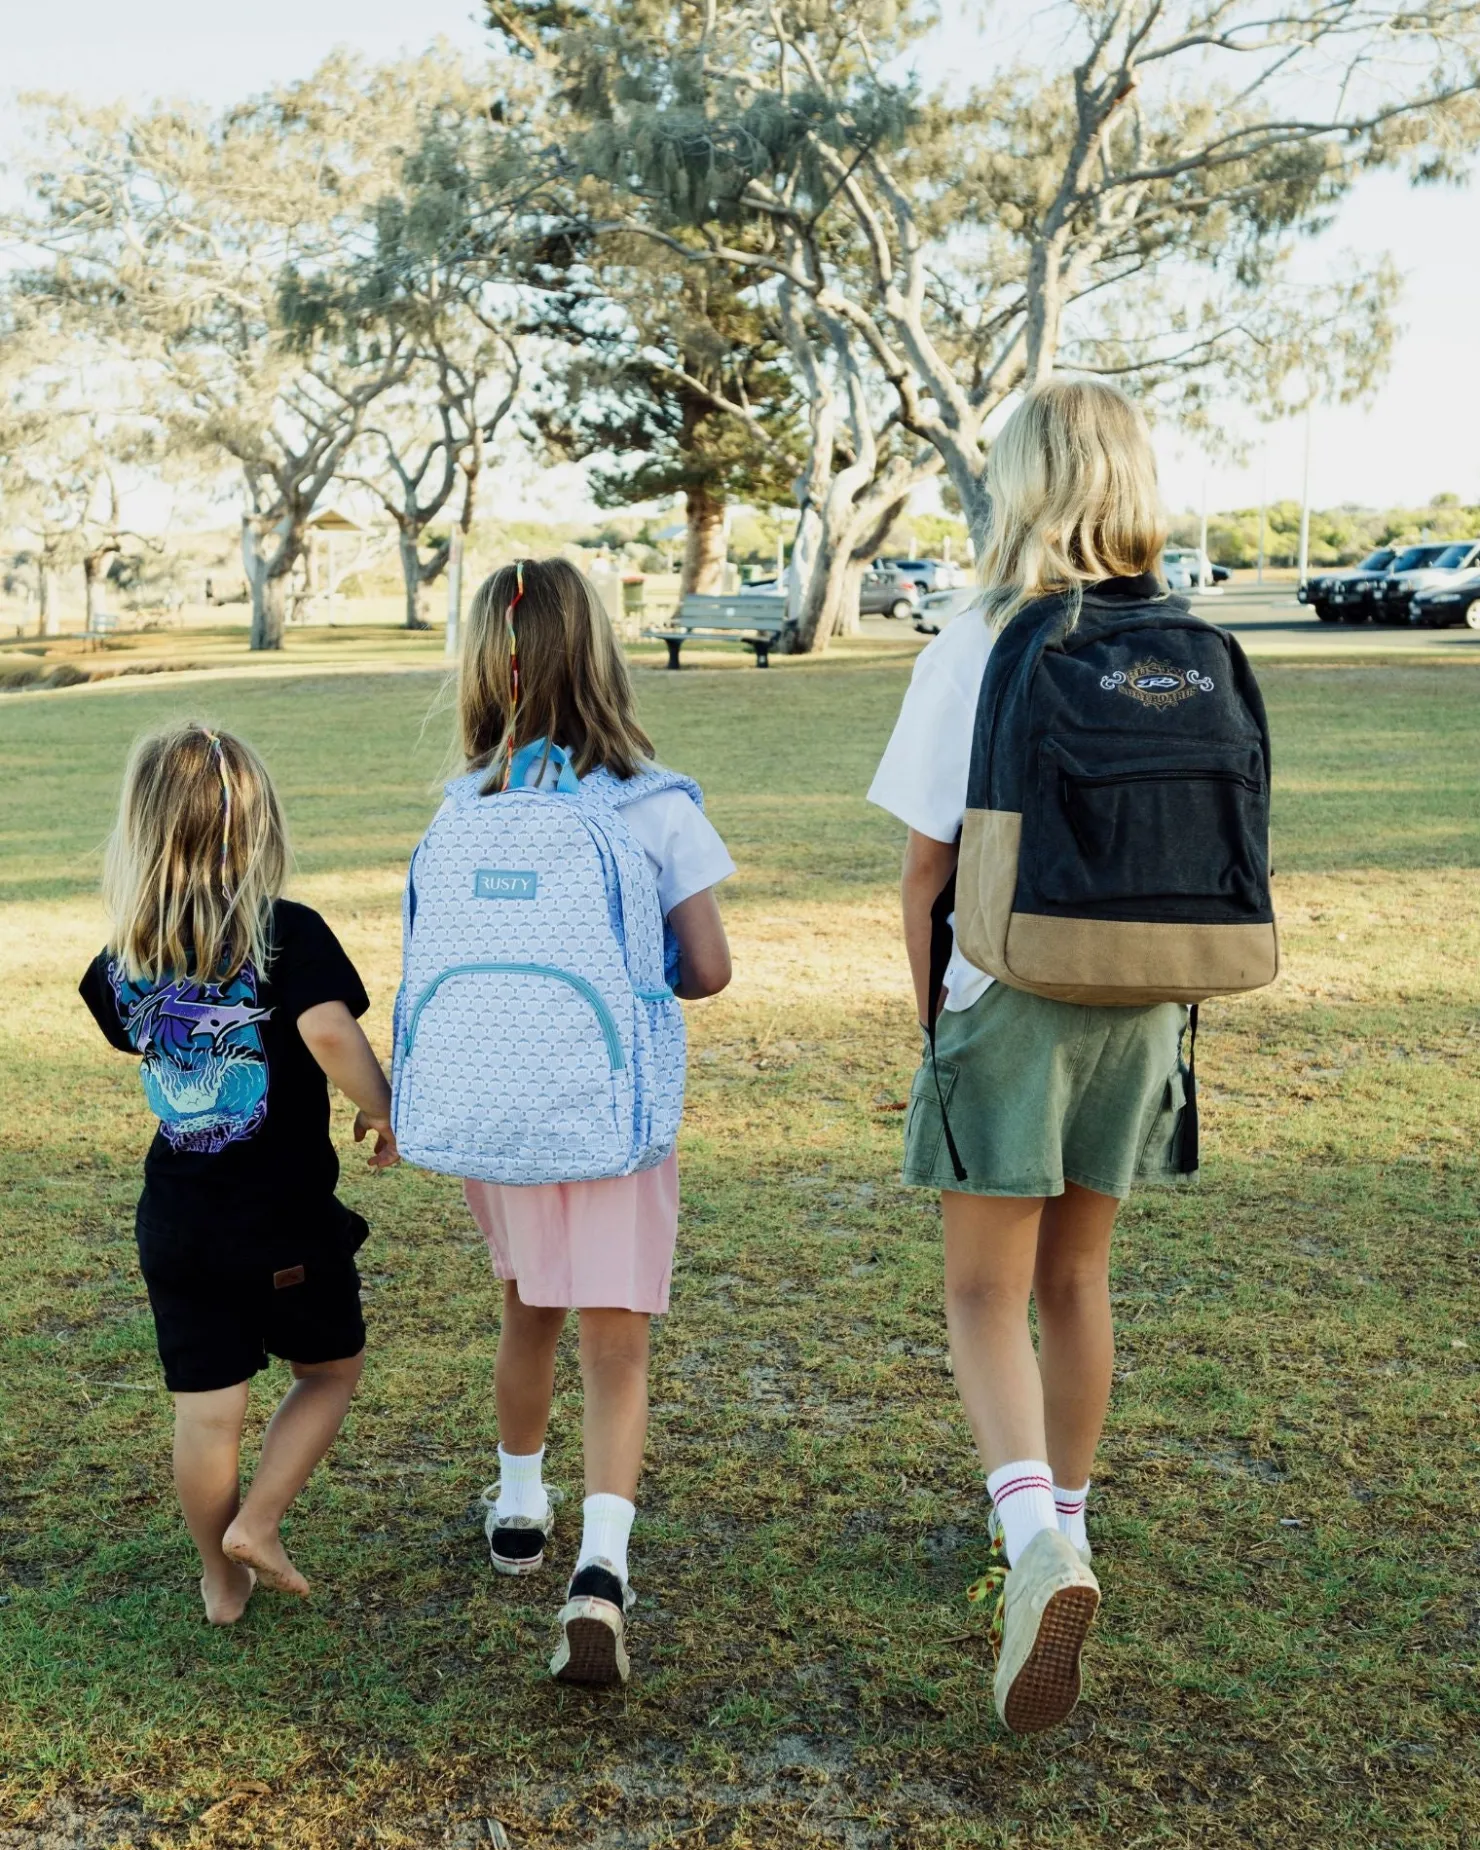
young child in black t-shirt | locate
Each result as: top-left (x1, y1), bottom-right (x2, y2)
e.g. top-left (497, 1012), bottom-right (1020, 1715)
top-left (80, 722), bottom-right (399, 1624)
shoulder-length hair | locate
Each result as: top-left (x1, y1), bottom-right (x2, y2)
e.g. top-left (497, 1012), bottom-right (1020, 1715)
top-left (102, 723), bottom-right (288, 983)
top-left (459, 556), bottom-right (654, 787)
top-left (977, 375), bottom-right (1168, 633)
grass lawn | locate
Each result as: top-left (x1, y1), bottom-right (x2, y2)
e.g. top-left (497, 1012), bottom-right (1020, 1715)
top-left (1, 651), bottom-right (1478, 1848)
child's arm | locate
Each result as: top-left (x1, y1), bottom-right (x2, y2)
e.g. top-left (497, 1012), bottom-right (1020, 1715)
top-left (902, 828), bottom-right (959, 1027)
top-left (296, 1001), bottom-right (399, 1169)
top-left (668, 889), bottom-right (732, 1000)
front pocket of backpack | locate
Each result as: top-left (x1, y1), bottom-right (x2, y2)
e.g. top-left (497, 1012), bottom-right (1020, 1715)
top-left (1036, 739), bottom-right (1267, 911)
top-left (399, 963), bottom-right (629, 1180)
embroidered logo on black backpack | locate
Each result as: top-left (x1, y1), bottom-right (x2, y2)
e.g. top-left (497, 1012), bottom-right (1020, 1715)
top-left (1100, 660), bottom-right (1216, 707)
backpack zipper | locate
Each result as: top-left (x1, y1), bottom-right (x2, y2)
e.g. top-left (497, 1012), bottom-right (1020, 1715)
top-left (403, 962), bottom-right (625, 1070)
top-left (1065, 767), bottom-right (1263, 793)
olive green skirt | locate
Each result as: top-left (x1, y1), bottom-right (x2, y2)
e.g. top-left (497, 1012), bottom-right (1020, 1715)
top-left (903, 982), bottom-right (1194, 1200)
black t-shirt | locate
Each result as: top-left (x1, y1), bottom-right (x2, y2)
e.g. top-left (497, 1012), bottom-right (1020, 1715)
top-left (80, 900), bottom-right (370, 1231)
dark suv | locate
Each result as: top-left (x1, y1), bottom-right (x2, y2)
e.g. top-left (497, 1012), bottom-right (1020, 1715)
top-left (1378, 539), bottom-right (1480, 624)
top-left (1328, 544), bottom-right (1449, 622)
top-left (1300, 549), bottom-right (1394, 622)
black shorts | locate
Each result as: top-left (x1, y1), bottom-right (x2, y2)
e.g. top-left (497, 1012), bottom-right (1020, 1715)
top-left (135, 1201), bottom-right (368, 1394)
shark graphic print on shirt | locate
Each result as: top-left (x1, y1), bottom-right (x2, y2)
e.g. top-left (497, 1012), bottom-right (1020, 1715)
top-left (109, 963), bottom-right (274, 1153)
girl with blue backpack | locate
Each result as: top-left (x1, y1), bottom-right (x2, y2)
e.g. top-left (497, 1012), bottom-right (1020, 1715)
top-left (395, 557), bottom-right (733, 1685)
top-left (869, 378), bottom-right (1274, 1734)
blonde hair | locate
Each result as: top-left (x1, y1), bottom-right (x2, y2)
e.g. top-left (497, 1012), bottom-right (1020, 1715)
top-left (977, 375), bottom-right (1167, 632)
top-left (459, 557), bottom-right (654, 787)
top-left (102, 723), bottom-right (289, 984)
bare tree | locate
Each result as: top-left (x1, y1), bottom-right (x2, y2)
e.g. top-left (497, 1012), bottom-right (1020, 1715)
top-left (340, 315), bottom-right (520, 630)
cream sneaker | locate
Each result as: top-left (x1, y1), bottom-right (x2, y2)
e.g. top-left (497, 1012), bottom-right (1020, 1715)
top-left (549, 1559), bottom-right (637, 1686)
top-left (991, 1527), bottom-right (1100, 1734)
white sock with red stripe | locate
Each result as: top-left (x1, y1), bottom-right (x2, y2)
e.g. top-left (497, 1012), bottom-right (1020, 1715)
top-left (1054, 1480), bottom-right (1090, 1553)
top-left (986, 1459), bottom-right (1057, 1566)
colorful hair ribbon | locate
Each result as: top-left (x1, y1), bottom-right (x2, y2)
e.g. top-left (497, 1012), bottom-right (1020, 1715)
top-left (499, 560), bottom-right (526, 792)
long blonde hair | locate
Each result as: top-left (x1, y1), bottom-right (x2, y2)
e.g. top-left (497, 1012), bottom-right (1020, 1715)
top-left (977, 375), bottom-right (1167, 632)
top-left (103, 723), bottom-right (289, 983)
top-left (459, 557), bottom-right (653, 787)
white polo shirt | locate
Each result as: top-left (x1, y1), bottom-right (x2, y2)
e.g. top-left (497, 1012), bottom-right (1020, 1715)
top-left (866, 613), bottom-right (996, 1011)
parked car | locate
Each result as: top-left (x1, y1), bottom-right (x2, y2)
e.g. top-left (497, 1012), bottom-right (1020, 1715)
top-left (874, 556), bottom-right (966, 593)
top-left (1386, 540), bottom-right (1480, 624)
top-left (1331, 542), bottom-right (1451, 622)
top-left (913, 585), bottom-right (982, 635)
top-left (1409, 568), bottom-right (1480, 630)
top-left (1163, 547), bottom-right (1230, 589)
top-left (860, 567), bottom-right (920, 619)
top-left (1301, 548), bottom-right (1396, 621)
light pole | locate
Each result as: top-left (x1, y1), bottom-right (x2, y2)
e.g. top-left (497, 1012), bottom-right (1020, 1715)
top-left (445, 523), bottom-right (464, 658)
top-left (1296, 400), bottom-right (1313, 590)
top-left (1255, 449), bottom-right (1268, 587)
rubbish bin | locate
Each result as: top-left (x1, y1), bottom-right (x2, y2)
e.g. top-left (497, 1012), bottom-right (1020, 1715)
top-left (619, 575), bottom-right (646, 640)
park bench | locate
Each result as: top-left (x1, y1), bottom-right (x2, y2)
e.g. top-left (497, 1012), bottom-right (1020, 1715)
top-left (644, 592), bottom-right (792, 669)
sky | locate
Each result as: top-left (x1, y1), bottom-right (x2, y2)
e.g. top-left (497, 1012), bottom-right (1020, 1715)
top-left (4, 0), bottom-right (1476, 525)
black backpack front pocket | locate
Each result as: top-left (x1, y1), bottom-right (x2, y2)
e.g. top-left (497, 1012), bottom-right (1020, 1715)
top-left (1033, 736), bottom-right (1268, 915)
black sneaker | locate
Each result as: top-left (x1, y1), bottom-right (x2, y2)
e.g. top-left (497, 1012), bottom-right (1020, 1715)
top-left (480, 1482), bottom-right (559, 1577)
top-left (549, 1558), bottom-right (636, 1686)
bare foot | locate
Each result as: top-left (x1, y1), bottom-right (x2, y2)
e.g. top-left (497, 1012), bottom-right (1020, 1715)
top-left (200, 1561), bottom-right (257, 1625)
top-left (221, 1519), bottom-right (311, 1598)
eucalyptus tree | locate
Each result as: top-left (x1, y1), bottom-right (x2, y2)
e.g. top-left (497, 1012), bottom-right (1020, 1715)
top-left (316, 101), bottom-right (529, 630)
top-left (487, 0), bottom-right (1479, 649)
top-left (0, 298), bottom-right (162, 634)
top-left (3, 55), bottom-right (488, 648)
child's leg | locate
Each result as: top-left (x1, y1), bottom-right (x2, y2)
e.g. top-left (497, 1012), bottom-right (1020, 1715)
top-left (578, 1308), bottom-right (650, 1501)
top-left (941, 1191), bottom-right (1060, 1564)
top-left (223, 1350), bottom-right (364, 1596)
top-left (495, 1280), bottom-right (566, 1453)
top-left (942, 1192), bottom-right (1048, 1468)
top-left (173, 1382), bottom-right (254, 1623)
top-left (1032, 1181), bottom-right (1119, 1492)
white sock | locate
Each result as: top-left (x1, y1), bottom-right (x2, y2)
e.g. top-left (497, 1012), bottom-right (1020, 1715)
top-left (577, 1492), bottom-right (635, 1583)
top-left (986, 1459), bottom-right (1057, 1567)
top-left (1054, 1480), bottom-right (1090, 1553)
top-left (494, 1444), bottom-right (547, 1521)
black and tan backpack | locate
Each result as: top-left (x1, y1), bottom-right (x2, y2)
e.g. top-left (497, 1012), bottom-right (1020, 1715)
top-left (927, 575), bottom-right (1279, 1179)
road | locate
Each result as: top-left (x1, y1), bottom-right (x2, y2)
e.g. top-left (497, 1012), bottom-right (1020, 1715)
top-left (863, 584), bottom-right (1480, 658)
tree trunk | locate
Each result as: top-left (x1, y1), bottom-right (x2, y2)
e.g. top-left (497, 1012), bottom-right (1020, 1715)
top-left (792, 528), bottom-right (862, 652)
top-left (400, 531), bottom-right (430, 630)
top-left (250, 573), bottom-right (287, 651)
top-left (82, 552), bottom-right (107, 634)
top-left (37, 560), bottom-right (59, 638)
top-left (682, 484), bottom-right (726, 594)
top-left (785, 503), bottom-right (822, 632)
top-left (244, 516), bottom-right (293, 651)
top-left (831, 556), bottom-right (866, 637)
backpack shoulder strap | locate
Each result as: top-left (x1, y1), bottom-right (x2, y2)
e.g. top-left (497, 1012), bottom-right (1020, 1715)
top-left (580, 764), bottom-right (704, 814)
top-left (441, 770), bottom-right (489, 809)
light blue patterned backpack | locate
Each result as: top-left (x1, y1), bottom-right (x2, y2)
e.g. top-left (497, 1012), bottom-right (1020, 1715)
top-left (392, 743), bottom-right (695, 1184)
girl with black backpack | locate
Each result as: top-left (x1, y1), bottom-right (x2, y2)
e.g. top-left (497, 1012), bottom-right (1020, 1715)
top-left (868, 376), bottom-right (1274, 1734)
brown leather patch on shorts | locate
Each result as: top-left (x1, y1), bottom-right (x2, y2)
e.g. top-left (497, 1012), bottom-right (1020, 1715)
top-left (273, 1264), bottom-right (306, 1290)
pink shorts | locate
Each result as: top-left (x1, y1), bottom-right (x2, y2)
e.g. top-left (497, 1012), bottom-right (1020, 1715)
top-left (463, 1150), bottom-right (679, 1314)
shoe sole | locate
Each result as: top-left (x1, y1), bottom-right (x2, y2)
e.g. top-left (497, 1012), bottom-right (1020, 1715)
top-left (550, 1597), bottom-right (629, 1686)
top-left (1000, 1583), bottom-right (1100, 1734)
top-left (489, 1543), bottom-right (546, 1576)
